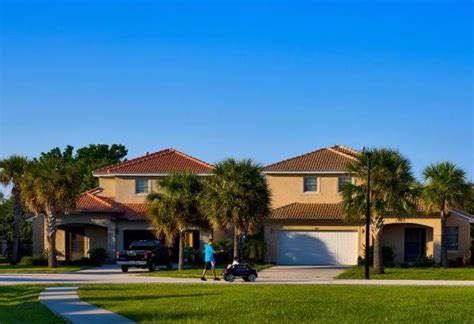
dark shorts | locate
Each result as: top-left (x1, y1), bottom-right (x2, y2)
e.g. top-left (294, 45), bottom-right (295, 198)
top-left (204, 261), bottom-right (215, 270)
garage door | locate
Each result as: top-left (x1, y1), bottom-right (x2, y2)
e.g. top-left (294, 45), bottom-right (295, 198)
top-left (277, 231), bottom-right (358, 265)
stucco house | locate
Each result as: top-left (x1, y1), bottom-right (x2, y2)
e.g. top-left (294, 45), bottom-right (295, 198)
top-left (31, 148), bottom-right (217, 261)
top-left (31, 145), bottom-right (473, 266)
top-left (262, 145), bottom-right (473, 265)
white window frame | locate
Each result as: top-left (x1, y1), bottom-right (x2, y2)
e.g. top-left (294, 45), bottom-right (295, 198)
top-left (135, 178), bottom-right (150, 195)
top-left (446, 225), bottom-right (459, 252)
top-left (303, 176), bottom-right (319, 193)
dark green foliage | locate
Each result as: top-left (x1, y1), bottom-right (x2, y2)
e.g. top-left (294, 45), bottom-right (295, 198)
top-left (358, 245), bottom-right (395, 267)
top-left (40, 144), bottom-right (128, 192)
top-left (242, 231), bottom-right (266, 264)
top-left (213, 238), bottom-right (233, 264)
top-left (20, 254), bottom-right (48, 266)
top-left (88, 248), bottom-right (109, 265)
top-left (0, 196), bottom-right (32, 243)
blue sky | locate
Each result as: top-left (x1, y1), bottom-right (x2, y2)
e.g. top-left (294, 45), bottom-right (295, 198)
top-left (1, 0), bottom-right (473, 181)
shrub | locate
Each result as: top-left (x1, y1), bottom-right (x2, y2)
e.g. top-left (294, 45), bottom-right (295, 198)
top-left (242, 232), bottom-right (265, 264)
top-left (358, 246), bottom-right (395, 267)
top-left (405, 256), bottom-right (436, 268)
top-left (20, 254), bottom-right (47, 266)
top-left (88, 248), bottom-right (108, 265)
top-left (213, 238), bottom-right (233, 265)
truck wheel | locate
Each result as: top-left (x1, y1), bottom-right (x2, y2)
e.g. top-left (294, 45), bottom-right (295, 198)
top-left (148, 262), bottom-right (157, 272)
top-left (121, 265), bottom-right (129, 273)
top-left (247, 274), bottom-right (257, 282)
top-left (225, 274), bottom-right (235, 282)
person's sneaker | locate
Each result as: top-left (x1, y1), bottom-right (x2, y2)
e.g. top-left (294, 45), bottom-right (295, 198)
top-left (213, 277), bottom-right (221, 281)
top-left (201, 277), bottom-right (207, 281)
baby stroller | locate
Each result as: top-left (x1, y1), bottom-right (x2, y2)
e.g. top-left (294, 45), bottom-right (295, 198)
top-left (222, 264), bottom-right (258, 282)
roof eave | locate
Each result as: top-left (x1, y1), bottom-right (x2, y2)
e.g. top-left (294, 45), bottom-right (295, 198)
top-left (93, 172), bottom-right (213, 177)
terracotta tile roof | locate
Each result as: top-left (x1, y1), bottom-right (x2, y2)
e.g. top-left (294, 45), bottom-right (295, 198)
top-left (263, 145), bottom-right (360, 173)
top-left (269, 202), bottom-right (346, 221)
top-left (73, 188), bottom-right (148, 220)
top-left (121, 203), bottom-right (149, 220)
top-left (74, 189), bottom-right (122, 213)
top-left (93, 148), bottom-right (214, 176)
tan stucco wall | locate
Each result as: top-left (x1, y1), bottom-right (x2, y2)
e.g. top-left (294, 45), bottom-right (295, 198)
top-left (384, 217), bottom-right (441, 263)
top-left (55, 228), bottom-right (66, 260)
top-left (85, 226), bottom-right (108, 254)
top-left (98, 177), bottom-right (116, 197)
top-left (264, 221), bottom-right (364, 264)
top-left (446, 214), bottom-right (472, 260)
top-left (264, 217), bottom-right (449, 265)
top-left (112, 176), bottom-right (164, 203)
top-left (382, 223), bottom-right (434, 264)
top-left (266, 174), bottom-right (346, 208)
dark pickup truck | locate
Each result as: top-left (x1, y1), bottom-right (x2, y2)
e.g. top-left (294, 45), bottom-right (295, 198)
top-left (116, 240), bottom-right (172, 272)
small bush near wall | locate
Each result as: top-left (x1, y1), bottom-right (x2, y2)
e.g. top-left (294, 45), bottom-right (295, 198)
top-left (20, 254), bottom-right (48, 266)
top-left (358, 246), bottom-right (395, 267)
top-left (88, 248), bottom-right (109, 265)
top-left (242, 232), bottom-right (265, 265)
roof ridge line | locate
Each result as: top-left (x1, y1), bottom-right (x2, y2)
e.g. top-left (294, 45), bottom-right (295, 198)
top-left (333, 145), bottom-right (361, 156)
top-left (85, 191), bottom-right (114, 208)
top-left (327, 146), bottom-right (359, 161)
top-left (172, 149), bottom-right (215, 169)
top-left (264, 147), bottom-right (327, 169)
top-left (93, 148), bottom-right (175, 174)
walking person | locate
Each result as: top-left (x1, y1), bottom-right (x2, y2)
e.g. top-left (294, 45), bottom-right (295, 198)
top-left (201, 238), bottom-right (220, 281)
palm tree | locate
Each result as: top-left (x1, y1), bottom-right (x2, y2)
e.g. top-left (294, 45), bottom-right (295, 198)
top-left (201, 158), bottom-right (270, 259)
top-left (342, 148), bottom-right (418, 274)
top-left (0, 156), bottom-right (29, 265)
top-left (147, 173), bottom-right (205, 271)
top-left (422, 162), bottom-right (469, 267)
top-left (20, 155), bottom-right (82, 268)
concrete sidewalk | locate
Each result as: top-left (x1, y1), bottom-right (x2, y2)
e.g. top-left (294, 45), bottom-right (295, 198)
top-left (1, 265), bottom-right (474, 285)
top-left (39, 287), bottom-right (134, 324)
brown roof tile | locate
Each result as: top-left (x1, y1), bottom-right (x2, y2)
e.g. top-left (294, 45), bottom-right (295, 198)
top-left (263, 145), bottom-right (359, 172)
top-left (74, 189), bottom-right (122, 213)
top-left (93, 148), bottom-right (213, 176)
top-left (269, 202), bottom-right (346, 221)
top-left (73, 189), bottom-right (148, 220)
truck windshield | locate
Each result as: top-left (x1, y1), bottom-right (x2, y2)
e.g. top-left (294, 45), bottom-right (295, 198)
top-left (128, 243), bottom-right (155, 250)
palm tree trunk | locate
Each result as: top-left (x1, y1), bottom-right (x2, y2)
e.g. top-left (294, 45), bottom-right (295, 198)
top-left (373, 230), bottom-right (384, 274)
top-left (178, 230), bottom-right (185, 271)
top-left (11, 191), bottom-right (22, 265)
top-left (233, 225), bottom-right (240, 259)
top-left (440, 210), bottom-right (448, 267)
top-left (46, 210), bottom-right (58, 268)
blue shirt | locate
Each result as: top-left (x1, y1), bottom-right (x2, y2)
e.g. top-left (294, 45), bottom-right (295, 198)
top-left (204, 244), bottom-right (214, 262)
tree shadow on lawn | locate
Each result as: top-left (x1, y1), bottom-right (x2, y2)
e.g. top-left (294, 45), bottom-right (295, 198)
top-left (83, 292), bottom-right (219, 303)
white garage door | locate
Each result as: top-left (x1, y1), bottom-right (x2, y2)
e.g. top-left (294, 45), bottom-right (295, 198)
top-left (277, 231), bottom-right (358, 265)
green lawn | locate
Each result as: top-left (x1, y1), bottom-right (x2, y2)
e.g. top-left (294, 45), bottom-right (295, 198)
top-left (144, 264), bottom-right (272, 278)
top-left (78, 284), bottom-right (474, 323)
top-left (0, 263), bottom-right (92, 273)
top-left (0, 285), bottom-right (64, 323)
top-left (337, 266), bottom-right (474, 280)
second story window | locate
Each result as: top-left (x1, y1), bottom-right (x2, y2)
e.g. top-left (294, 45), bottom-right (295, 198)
top-left (303, 176), bottom-right (318, 192)
top-left (338, 176), bottom-right (352, 192)
top-left (135, 179), bottom-right (149, 194)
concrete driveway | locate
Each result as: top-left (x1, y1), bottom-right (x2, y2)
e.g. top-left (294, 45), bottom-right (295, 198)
top-left (258, 266), bottom-right (347, 282)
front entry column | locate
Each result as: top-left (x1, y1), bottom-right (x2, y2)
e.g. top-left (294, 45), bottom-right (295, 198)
top-left (107, 222), bottom-right (117, 261)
